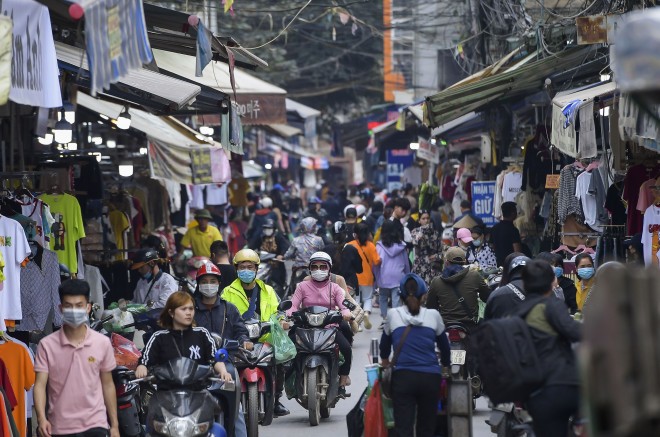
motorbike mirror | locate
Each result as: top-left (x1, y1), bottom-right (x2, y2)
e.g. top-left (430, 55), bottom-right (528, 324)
top-left (215, 348), bottom-right (230, 363)
top-left (211, 333), bottom-right (223, 348)
top-left (222, 339), bottom-right (240, 352)
top-left (342, 299), bottom-right (357, 311)
top-left (277, 300), bottom-right (293, 312)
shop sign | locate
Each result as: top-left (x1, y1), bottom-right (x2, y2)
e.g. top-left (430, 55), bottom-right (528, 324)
top-left (471, 181), bottom-right (497, 226)
top-left (416, 139), bottom-right (440, 164)
top-left (387, 149), bottom-right (414, 191)
top-left (576, 14), bottom-right (624, 45)
top-left (233, 93), bottom-right (286, 125)
top-left (545, 174), bottom-right (561, 189)
top-left (2, 0), bottom-right (62, 107)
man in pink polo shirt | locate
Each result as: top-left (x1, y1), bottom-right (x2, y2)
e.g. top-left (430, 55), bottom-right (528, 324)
top-left (34, 280), bottom-right (119, 437)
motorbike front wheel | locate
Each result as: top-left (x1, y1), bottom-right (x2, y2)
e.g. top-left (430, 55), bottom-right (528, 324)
top-left (306, 369), bottom-right (321, 426)
top-left (246, 383), bottom-right (260, 437)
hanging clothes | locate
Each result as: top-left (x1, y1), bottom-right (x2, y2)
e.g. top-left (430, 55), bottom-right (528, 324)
top-left (0, 359), bottom-right (17, 411)
top-left (642, 204), bottom-right (660, 267)
top-left (558, 164), bottom-right (585, 224)
top-left (18, 247), bottom-right (62, 332)
top-left (575, 172), bottom-right (603, 232)
top-left (38, 193), bottom-right (85, 274)
top-left (0, 217), bottom-right (31, 328)
top-left (624, 163), bottom-right (660, 235)
top-left (0, 341), bottom-right (35, 437)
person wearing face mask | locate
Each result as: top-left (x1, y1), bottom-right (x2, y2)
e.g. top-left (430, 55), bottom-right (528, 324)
top-left (465, 226), bottom-right (497, 270)
top-left (574, 252), bottom-right (595, 313)
top-left (248, 218), bottom-right (289, 293)
top-left (287, 252), bottom-right (354, 392)
top-left (131, 248), bottom-right (178, 309)
top-left (222, 249), bottom-right (290, 416)
top-left (34, 279), bottom-right (120, 437)
top-left (536, 252), bottom-right (577, 314)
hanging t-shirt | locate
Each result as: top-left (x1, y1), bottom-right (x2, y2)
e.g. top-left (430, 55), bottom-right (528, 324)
top-left (38, 194), bottom-right (85, 274)
top-left (642, 204), bottom-right (660, 267)
top-left (206, 183), bottom-right (228, 206)
top-left (229, 178), bottom-right (249, 207)
top-left (575, 171), bottom-right (602, 232)
top-left (108, 210), bottom-right (131, 261)
top-left (0, 341), bottom-right (35, 437)
top-left (502, 171), bottom-right (522, 203)
top-left (0, 217), bottom-right (30, 324)
top-left (190, 185), bottom-right (205, 210)
top-left (637, 179), bottom-right (658, 215)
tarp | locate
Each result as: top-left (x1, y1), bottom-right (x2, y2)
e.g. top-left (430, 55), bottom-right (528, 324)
top-left (0, 17), bottom-right (11, 106)
top-left (76, 91), bottom-right (230, 185)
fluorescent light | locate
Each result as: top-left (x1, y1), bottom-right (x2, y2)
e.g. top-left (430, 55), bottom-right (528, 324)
top-left (409, 142), bottom-right (420, 150)
top-left (53, 119), bottom-right (73, 144)
top-left (95, 154), bottom-right (102, 162)
top-left (68, 142), bottom-right (78, 151)
top-left (265, 163), bottom-right (272, 170)
top-left (38, 133), bottom-right (54, 145)
top-left (118, 164), bottom-right (134, 177)
top-left (92, 136), bottom-right (103, 145)
top-left (430, 138), bottom-right (437, 145)
top-left (199, 126), bottom-right (214, 136)
top-left (99, 114), bottom-right (109, 120)
top-left (116, 108), bottom-right (131, 130)
top-left (600, 74), bottom-right (611, 82)
top-left (139, 147), bottom-right (148, 155)
top-left (106, 139), bottom-right (116, 149)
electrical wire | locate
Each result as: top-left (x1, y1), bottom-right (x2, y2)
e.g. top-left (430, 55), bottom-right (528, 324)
top-left (240, 0), bottom-right (313, 50)
top-left (531, 0), bottom-right (603, 20)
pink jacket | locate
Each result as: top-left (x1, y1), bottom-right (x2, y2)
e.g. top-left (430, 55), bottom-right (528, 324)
top-left (287, 279), bottom-right (350, 318)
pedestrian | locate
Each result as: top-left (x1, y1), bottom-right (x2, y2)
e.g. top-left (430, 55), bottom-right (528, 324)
top-left (34, 279), bottom-right (120, 437)
top-left (375, 220), bottom-right (410, 322)
top-left (284, 217), bottom-right (325, 291)
top-left (484, 253), bottom-right (529, 320)
top-left (347, 222), bottom-right (381, 329)
top-left (391, 197), bottom-right (414, 244)
top-left (380, 273), bottom-right (451, 437)
top-left (489, 201), bottom-right (523, 267)
top-left (536, 252), bottom-right (577, 313)
top-left (181, 209), bottom-right (224, 257)
top-left (210, 240), bottom-right (238, 292)
top-left (574, 252), bottom-right (595, 313)
top-left (364, 200), bottom-right (384, 234)
top-left (519, 260), bottom-right (582, 437)
top-left (411, 210), bottom-right (443, 285)
top-left (465, 226), bottom-right (497, 270)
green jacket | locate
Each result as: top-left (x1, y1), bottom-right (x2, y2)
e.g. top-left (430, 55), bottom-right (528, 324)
top-left (222, 278), bottom-right (280, 341)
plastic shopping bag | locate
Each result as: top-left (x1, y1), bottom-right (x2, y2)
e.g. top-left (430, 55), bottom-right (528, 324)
top-left (382, 394), bottom-right (395, 429)
top-left (111, 333), bottom-right (141, 370)
top-left (364, 380), bottom-right (388, 437)
top-left (270, 314), bottom-right (297, 364)
top-left (346, 387), bottom-right (368, 437)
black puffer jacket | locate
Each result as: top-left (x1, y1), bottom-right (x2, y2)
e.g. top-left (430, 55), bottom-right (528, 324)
top-left (484, 274), bottom-right (526, 320)
top-left (518, 295), bottom-right (582, 386)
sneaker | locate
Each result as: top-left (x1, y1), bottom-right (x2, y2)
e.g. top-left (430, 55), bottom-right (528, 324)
top-left (358, 325), bottom-right (364, 332)
top-left (363, 313), bottom-right (372, 330)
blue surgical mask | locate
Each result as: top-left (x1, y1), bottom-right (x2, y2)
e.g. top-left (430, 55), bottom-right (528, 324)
top-left (238, 269), bottom-right (256, 284)
top-left (142, 272), bottom-right (153, 281)
top-left (473, 239), bottom-right (482, 247)
top-left (577, 267), bottom-right (595, 280)
top-left (554, 267), bottom-right (564, 278)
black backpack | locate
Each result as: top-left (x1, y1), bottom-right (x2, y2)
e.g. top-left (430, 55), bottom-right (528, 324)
top-left (471, 316), bottom-right (544, 404)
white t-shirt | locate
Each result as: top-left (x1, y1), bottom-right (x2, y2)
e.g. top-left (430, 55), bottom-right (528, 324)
top-left (0, 216), bottom-right (31, 325)
top-left (502, 171), bottom-right (522, 203)
top-left (206, 183), bottom-right (228, 206)
top-left (20, 198), bottom-right (47, 247)
top-left (190, 185), bottom-right (205, 210)
top-left (642, 204), bottom-right (660, 267)
top-left (575, 171), bottom-right (602, 232)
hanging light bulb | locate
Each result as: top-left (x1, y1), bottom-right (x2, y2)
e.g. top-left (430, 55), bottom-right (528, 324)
top-left (53, 111), bottom-right (73, 144)
top-left (67, 142), bottom-right (78, 151)
top-left (38, 132), bottom-right (54, 145)
top-left (199, 126), bottom-right (214, 136)
top-left (139, 147), bottom-right (148, 155)
top-left (116, 108), bottom-right (132, 130)
top-left (106, 139), bottom-right (117, 149)
top-left (264, 163), bottom-right (273, 170)
top-left (118, 164), bottom-right (134, 177)
top-left (63, 102), bottom-right (76, 124)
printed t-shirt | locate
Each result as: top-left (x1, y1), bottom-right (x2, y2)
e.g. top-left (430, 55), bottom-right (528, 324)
top-left (0, 341), bottom-right (35, 437)
top-left (19, 199), bottom-right (49, 248)
top-left (0, 217), bottom-right (30, 323)
top-left (502, 171), bottom-right (522, 203)
top-left (34, 327), bottom-right (116, 435)
top-left (38, 194), bottom-right (85, 273)
top-left (181, 225), bottom-right (223, 257)
top-left (108, 210), bottom-right (131, 261)
top-left (642, 204), bottom-right (660, 267)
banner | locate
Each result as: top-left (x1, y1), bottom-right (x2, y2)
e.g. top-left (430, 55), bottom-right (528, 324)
top-left (471, 181), bottom-right (497, 226)
top-left (149, 140), bottom-right (231, 185)
top-left (2, 0), bottom-right (62, 107)
top-left (416, 139), bottom-right (440, 164)
top-left (387, 149), bottom-right (414, 191)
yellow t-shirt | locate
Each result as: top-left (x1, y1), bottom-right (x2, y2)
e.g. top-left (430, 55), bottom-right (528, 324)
top-left (181, 225), bottom-right (223, 257)
top-left (39, 193), bottom-right (85, 273)
top-left (109, 210), bottom-right (131, 261)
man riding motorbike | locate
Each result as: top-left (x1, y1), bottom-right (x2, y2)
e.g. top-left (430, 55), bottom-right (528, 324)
top-left (484, 254), bottom-right (530, 320)
top-left (286, 252), bottom-right (353, 394)
top-left (221, 249), bottom-right (290, 417)
top-left (248, 218), bottom-right (289, 294)
top-left (131, 248), bottom-right (178, 309)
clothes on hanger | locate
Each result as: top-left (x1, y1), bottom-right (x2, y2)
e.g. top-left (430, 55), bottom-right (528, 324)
top-left (17, 246), bottom-right (62, 333)
top-left (558, 164), bottom-right (586, 225)
top-left (0, 340), bottom-right (35, 437)
top-left (0, 216), bottom-right (31, 330)
top-left (642, 204), bottom-right (660, 267)
top-left (38, 193), bottom-right (85, 274)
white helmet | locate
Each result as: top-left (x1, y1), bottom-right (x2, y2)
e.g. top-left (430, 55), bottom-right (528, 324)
top-left (344, 204), bottom-right (356, 217)
top-left (261, 197), bottom-right (273, 208)
top-left (356, 204), bottom-right (367, 218)
top-left (309, 251), bottom-right (333, 268)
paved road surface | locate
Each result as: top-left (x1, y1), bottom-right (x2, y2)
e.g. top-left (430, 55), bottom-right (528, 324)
top-left (262, 310), bottom-right (493, 437)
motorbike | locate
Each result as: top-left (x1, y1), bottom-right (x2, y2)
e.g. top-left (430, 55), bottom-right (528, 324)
top-left (113, 367), bottom-right (145, 437)
top-left (234, 301), bottom-right (292, 437)
top-left (208, 337), bottom-right (241, 437)
top-left (174, 250), bottom-right (210, 291)
top-left (289, 305), bottom-right (348, 426)
top-left (446, 324), bottom-right (482, 402)
top-left (140, 357), bottom-right (229, 437)
top-left (256, 251), bottom-right (287, 299)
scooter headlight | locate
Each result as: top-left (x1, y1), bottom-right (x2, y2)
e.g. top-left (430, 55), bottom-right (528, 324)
top-left (306, 313), bottom-right (325, 327)
top-left (167, 418), bottom-right (195, 436)
top-left (246, 323), bottom-right (261, 339)
top-left (194, 421), bottom-right (212, 434)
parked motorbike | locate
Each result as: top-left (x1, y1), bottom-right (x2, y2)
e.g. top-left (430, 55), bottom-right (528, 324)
top-left (289, 305), bottom-right (348, 426)
top-left (141, 357), bottom-right (228, 437)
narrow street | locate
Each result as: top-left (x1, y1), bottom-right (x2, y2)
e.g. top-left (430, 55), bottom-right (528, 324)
top-left (263, 311), bottom-right (492, 437)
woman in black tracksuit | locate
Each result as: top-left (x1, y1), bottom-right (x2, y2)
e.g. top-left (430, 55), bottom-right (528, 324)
top-left (135, 291), bottom-right (233, 381)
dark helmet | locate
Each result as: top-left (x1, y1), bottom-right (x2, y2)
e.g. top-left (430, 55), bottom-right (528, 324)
top-left (263, 218), bottom-right (275, 229)
top-left (131, 249), bottom-right (159, 270)
top-left (508, 256), bottom-right (531, 275)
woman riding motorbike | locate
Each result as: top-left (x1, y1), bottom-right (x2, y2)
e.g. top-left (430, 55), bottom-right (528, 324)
top-left (286, 252), bottom-right (353, 392)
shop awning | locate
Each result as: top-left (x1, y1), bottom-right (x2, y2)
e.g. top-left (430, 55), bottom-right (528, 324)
top-left (424, 46), bottom-right (598, 128)
top-left (243, 160), bottom-right (266, 179)
top-left (551, 81), bottom-right (618, 157)
top-left (264, 124), bottom-right (303, 138)
top-left (76, 91), bottom-right (231, 185)
top-left (152, 49), bottom-right (287, 125)
top-left (286, 99), bottom-right (321, 119)
top-left (56, 42), bottom-right (201, 110)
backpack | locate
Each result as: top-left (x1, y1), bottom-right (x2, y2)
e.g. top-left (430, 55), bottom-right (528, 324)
top-left (470, 316), bottom-right (544, 404)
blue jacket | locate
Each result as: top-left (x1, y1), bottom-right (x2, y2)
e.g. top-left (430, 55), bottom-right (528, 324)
top-left (194, 295), bottom-right (250, 346)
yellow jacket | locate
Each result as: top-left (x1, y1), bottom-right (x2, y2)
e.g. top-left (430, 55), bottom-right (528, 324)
top-left (222, 278), bottom-right (280, 341)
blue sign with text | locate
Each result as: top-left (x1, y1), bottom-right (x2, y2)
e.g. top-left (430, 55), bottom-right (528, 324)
top-left (471, 181), bottom-right (497, 226)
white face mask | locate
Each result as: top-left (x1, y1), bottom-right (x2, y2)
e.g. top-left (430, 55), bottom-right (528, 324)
top-left (311, 270), bottom-right (329, 282)
top-left (61, 308), bottom-right (89, 327)
top-left (263, 229), bottom-right (274, 237)
top-left (199, 284), bottom-right (220, 298)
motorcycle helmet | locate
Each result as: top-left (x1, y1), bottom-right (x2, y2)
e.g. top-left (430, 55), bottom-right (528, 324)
top-left (508, 256), bottom-right (531, 275)
top-left (131, 249), bottom-right (159, 270)
top-left (233, 248), bottom-right (261, 266)
top-left (355, 204), bottom-right (367, 218)
top-left (263, 218), bottom-right (275, 229)
top-left (196, 262), bottom-right (222, 280)
top-left (309, 251), bottom-right (333, 269)
top-left (261, 197), bottom-right (273, 208)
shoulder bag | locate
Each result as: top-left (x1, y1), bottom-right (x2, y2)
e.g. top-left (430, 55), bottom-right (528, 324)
top-left (381, 324), bottom-right (412, 399)
top-left (450, 282), bottom-right (478, 324)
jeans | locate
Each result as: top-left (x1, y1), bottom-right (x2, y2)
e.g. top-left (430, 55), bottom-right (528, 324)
top-left (53, 428), bottom-right (108, 437)
top-left (391, 370), bottom-right (442, 437)
top-left (526, 385), bottom-right (580, 437)
top-left (235, 404), bottom-right (247, 437)
top-left (359, 285), bottom-right (374, 313)
top-left (378, 287), bottom-right (401, 318)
